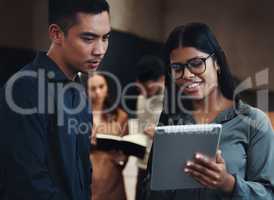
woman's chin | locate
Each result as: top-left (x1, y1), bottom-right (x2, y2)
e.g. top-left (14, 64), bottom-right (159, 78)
top-left (183, 90), bottom-right (204, 100)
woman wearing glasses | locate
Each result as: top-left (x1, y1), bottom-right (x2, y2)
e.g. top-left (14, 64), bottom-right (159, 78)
top-left (144, 23), bottom-right (274, 199)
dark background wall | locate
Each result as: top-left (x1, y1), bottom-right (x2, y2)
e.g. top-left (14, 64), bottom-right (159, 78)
top-left (0, 0), bottom-right (273, 112)
top-left (163, 0), bottom-right (274, 91)
top-left (0, 31), bottom-right (163, 87)
top-left (0, 47), bottom-right (36, 87)
top-left (100, 31), bottom-right (163, 86)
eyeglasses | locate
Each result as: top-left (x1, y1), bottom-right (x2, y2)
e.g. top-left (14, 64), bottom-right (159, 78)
top-left (170, 53), bottom-right (214, 80)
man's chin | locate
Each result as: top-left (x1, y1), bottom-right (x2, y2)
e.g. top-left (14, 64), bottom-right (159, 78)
top-left (82, 68), bottom-right (97, 76)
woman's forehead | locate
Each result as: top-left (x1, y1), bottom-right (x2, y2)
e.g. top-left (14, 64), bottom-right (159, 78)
top-left (88, 75), bottom-right (107, 86)
top-left (170, 47), bottom-right (208, 62)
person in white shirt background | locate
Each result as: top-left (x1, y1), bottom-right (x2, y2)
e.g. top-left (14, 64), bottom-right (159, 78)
top-left (133, 56), bottom-right (165, 200)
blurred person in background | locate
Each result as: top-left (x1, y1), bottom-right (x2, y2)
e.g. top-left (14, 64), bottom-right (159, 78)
top-left (87, 72), bottom-right (128, 200)
top-left (134, 56), bottom-right (165, 200)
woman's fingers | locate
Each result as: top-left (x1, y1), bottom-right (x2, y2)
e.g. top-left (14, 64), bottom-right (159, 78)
top-left (216, 150), bottom-right (225, 164)
top-left (193, 153), bottom-right (221, 173)
top-left (184, 152), bottom-right (233, 191)
top-left (185, 161), bottom-right (220, 181)
top-left (185, 167), bottom-right (218, 188)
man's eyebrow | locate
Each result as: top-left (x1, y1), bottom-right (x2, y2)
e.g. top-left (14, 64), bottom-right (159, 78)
top-left (80, 32), bottom-right (99, 37)
top-left (104, 32), bottom-right (111, 37)
top-left (80, 31), bottom-right (111, 38)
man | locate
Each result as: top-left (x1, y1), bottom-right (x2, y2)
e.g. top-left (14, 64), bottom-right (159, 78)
top-left (0, 0), bottom-right (111, 199)
top-left (134, 56), bottom-right (165, 200)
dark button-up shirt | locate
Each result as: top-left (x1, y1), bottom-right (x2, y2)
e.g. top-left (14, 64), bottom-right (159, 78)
top-left (0, 52), bottom-right (92, 200)
top-left (145, 101), bottom-right (274, 200)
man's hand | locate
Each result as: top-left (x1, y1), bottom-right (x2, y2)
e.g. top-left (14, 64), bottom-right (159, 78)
top-left (184, 150), bottom-right (235, 193)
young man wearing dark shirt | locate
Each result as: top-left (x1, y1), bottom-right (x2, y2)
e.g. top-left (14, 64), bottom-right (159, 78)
top-left (0, 1), bottom-right (111, 199)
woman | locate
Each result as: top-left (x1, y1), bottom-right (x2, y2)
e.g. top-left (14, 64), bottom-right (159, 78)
top-left (87, 72), bottom-right (128, 200)
top-left (144, 23), bottom-right (274, 199)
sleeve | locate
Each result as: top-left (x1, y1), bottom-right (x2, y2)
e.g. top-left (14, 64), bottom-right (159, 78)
top-left (0, 78), bottom-right (68, 200)
top-left (230, 109), bottom-right (274, 200)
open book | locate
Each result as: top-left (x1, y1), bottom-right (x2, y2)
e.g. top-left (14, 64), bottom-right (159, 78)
top-left (92, 133), bottom-right (147, 159)
top-left (151, 124), bottom-right (222, 190)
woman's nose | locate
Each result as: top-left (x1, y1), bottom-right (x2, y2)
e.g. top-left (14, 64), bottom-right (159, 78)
top-left (183, 67), bottom-right (195, 78)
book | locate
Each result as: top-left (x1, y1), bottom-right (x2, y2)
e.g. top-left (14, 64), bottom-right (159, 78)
top-left (150, 124), bottom-right (222, 190)
top-left (92, 133), bottom-right (147, 159)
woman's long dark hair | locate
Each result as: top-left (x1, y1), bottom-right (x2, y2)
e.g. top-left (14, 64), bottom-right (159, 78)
top-left (163, 23), bottom-right (237, 115)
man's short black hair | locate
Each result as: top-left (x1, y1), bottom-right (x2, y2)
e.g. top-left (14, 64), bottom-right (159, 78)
top-left (136, 55), bottom-right (165, 83)
top-left (49, 0), bottom-right (110, 34)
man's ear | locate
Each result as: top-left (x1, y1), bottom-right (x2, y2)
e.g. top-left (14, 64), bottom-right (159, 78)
top-left (48, 24), bottom-right (64, 45)
top-left (159, 75), bottom-right (165, 83)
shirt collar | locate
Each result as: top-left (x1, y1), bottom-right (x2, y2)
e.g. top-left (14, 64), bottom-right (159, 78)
top-left (213, 100), bottom-right (250, 123)
top-left (32, 51), bottom-right (70, 82)
top-left (175, 100), bottom-right (251, 124)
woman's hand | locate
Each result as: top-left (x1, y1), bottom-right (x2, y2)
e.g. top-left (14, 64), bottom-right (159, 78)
top-left (90, 128), bottom-right (97, 145)
top-left (184, 150), bottom-right (235, 193)
top-left (111, 150), bottom-right (128, 169)
top-left (144, 124), bottom-right (156, 139)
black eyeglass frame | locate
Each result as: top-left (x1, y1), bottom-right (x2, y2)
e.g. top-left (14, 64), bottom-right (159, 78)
top-left (170, 53), bottom-right (215, 80)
